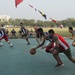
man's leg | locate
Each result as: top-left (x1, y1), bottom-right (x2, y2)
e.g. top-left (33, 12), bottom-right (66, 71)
top-left (63, 48), bottom-right (75, 63)
top-left (25, 36), bottom-right (30, 45)
top-left (0, 40), bottom-right (3, 47)
top-left (4, 35), bottom-right (13, 47)
top-left (52, 49), bottom-right (64, 67)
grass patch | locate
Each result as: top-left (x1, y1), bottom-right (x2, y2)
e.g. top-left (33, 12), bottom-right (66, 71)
top-left (5, 27), bottom-right (72, 37)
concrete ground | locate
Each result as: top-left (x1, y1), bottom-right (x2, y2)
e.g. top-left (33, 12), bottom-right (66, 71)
top-left (0, 38), bottom-right (75, 75)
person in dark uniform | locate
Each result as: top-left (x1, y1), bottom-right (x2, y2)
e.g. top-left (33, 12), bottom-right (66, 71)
top-left (31, 28), bottom-right (55, 53)
top-left (11, 28), bottom-right (16, 37)
top-left (19, 22), bottom-right (30, 45)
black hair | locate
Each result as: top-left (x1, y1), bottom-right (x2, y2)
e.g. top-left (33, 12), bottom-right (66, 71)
top-left (48, 29), bottom-right (55, 34)
top-left (20, 22), bottom-right (23, 25)
top-left (36, 28), bottom-right (43, 32)
top-left (69, 27), bottom-right (73, 30)
top-left (36, 28), bottom-right (44, 38)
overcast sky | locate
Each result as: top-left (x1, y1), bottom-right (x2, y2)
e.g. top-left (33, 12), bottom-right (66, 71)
top-left (0, 0), bottom-right (75, 21)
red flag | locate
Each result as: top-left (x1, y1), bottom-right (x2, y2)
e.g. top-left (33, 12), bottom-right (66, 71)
top-left (28, 4), bottom-right (37, 11)
top-left (50, 18), bottom-right (57, 23)
top-left (15, 0), bottom-right (23, 7)
top-left (28, 4), bottom-right (34, 8)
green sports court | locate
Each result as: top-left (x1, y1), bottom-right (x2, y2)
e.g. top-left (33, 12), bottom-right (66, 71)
top-left (0, 38), bottom-right (75, 75)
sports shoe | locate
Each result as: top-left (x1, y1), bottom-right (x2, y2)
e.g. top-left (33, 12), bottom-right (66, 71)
top-left (0, 44), bottom-right (3, 47)
top-left (55, 63), bottom-right (64, 68)
top-left (27, 43), bottom-right (30, 45)
top-left (10, 44), bottom-right (14, 47)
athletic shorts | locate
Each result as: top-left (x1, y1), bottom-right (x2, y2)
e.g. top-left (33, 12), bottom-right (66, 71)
top-left (0, 35), bottom-right (8, 41)
top-left (45, 44), bottom-right (54, 53)
top-left (56, 47), bottom-right (71, 57)
top-left (22, 34), bottom-right (27, 37)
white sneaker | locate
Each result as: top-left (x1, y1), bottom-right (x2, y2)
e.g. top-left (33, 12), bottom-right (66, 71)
top-left (55, 63), bottom-right (64, 68)
top-left (10, 43), bottom-right (14, 47)
top-left (0, 43), bottom-right (3, 47)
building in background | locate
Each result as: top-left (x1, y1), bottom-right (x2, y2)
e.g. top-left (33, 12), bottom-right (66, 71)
top-left (0, 15), bottom-right (10, 22)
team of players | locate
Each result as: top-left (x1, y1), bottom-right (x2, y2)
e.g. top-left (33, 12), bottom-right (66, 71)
top-left (0, 23), bottom-right (75, 67)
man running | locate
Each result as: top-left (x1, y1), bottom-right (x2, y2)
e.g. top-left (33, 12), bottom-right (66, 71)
top-left (19, 22), bottom-right (30, 45)
top-left (0, 28), bottom-right (13, 47)
top-left (32, 28), bottom-right (54, 53)
top-left (42, 29), bottom-right (75, 67)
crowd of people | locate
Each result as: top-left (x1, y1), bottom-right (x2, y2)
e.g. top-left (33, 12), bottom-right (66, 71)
top-left (0, 22), bottom-right (75, 68)
top-left (5, 28), bottom-right (35, 39)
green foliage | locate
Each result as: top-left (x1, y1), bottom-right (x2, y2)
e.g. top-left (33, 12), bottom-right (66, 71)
top-left (55, 31), bottom-right (71, 37)
top-left (0, 18), bottom-right (75, 28)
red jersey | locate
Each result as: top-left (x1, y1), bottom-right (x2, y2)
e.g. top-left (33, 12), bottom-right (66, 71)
top-left (53, 34), bottom-right (69, 51)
